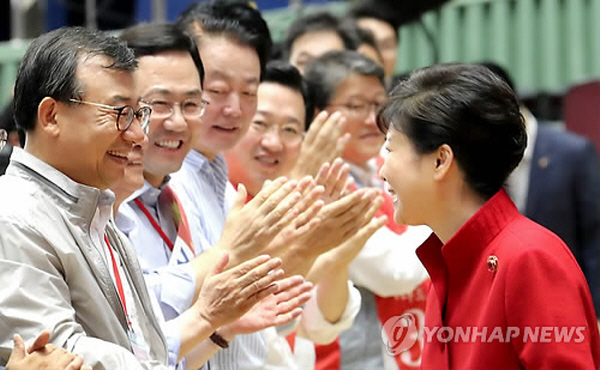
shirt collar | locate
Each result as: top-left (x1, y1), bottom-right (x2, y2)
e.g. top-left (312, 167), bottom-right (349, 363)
top-left (125, 177), bottom-right (171, 208)
top-left (184, 150), bottom-right (210, 172)
top-left (8, 147), bottom-right (108, 224)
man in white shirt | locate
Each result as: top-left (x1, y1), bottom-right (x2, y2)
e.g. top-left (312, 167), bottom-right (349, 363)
top-left (114, 22), bottom-right (320, 368)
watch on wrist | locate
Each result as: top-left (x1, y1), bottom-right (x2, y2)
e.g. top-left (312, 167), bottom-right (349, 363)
top-left (210, 331), bottom-right (229, 349)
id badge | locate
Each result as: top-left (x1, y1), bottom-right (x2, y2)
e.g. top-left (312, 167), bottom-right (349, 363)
top-left (128, 328), bottom-right (152, 363)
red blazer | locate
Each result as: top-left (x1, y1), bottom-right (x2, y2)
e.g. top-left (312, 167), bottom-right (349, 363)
top-left (417, 190), bottom-right (600, 369)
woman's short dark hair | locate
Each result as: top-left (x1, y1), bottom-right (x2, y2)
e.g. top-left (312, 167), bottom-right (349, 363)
top-left (119, 23), bottom-right (204, 85)
top-left (303, 50), bottom-right (385, 110)
top-left (377, 63), bottom-right (526, 200)
top-left (262, 60), bottom-right (314, 130)
top-left (13, 27), bottom-right (136, 131)
top-left (177, 1), bottom-right (272, 79)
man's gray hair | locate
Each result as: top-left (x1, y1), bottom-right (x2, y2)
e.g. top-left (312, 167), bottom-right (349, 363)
top-left (303, 50), bottom-right (385, 110)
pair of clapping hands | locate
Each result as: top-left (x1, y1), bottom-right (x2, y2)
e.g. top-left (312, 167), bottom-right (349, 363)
top-left (5, 330), bottom-right (91, 370)
top-left (191, 110), bottom-right (386, 338)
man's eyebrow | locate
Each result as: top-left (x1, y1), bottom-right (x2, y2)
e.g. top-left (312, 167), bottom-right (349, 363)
top-left (296, 51), bottom-right (314, 59)
top-left (184, 88), bottom-right (203, 96)
top-left (111, 95), bottom-right (133, 105)
top-left (211, 70), bottom-right (258, 86)
top-left (256, 110), bottom-right (302, 125)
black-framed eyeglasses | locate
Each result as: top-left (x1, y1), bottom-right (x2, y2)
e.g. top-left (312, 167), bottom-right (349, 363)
top-left (139, 98), bottom-right (209, 120)
top-left (69, 99), bottom-right (152, 134)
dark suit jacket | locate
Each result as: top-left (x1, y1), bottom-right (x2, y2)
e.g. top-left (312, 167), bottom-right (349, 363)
top-left (525, 124), bottom-right (600, 314)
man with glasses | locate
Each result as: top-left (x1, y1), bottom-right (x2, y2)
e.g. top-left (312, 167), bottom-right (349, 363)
top-left (0, 26), bottom-right (298, 370)
top-left (116, 24), bottom-right (318, 369)
top-left (0, 26), bottom-right (160, 368)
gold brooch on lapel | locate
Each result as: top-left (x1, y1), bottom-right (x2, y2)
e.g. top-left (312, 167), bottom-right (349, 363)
top-left (487, 255), bottom-right (499, 273)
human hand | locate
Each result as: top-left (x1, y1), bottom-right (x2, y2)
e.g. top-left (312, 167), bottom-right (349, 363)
top-left (6, 332), bottom-right (92, 370)
top-left (290, 111), bottom-right (350, 179)
top-left (222, 275), bottom-right (313, 337)
top-left (296, 188), bottom-right (385, 259)
top-left (217, 176), bottom-right (323, 267)
top-left (314, 158), bottom-right (354, 205)
top-left (308, 212), bottom-right (388, 284)
top-left (194, 252), bottom-right (288, 329)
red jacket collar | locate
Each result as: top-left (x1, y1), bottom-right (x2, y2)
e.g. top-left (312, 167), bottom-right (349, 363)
top-left (416, 189), bottom-right (520, 310)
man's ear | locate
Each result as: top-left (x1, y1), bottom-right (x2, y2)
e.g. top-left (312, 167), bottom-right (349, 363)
top-left (37, 97), bottom-right (61, 137)
top-left (433, 144), bottom-right (454, 181)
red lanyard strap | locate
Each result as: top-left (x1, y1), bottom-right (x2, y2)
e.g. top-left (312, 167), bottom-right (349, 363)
top-left (104, 234), bottom-right (131, 326)
top-left (133, 198), bottom-right (175, 251)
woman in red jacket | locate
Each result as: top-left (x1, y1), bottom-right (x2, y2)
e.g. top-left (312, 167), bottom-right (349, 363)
top-left (377, 63), bottom-right (600, 369)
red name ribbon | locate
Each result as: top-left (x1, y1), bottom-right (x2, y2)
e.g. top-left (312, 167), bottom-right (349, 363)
top-left (133, 198), bottom-right (175, 251)
top-left (104, 234), bottom-right (132, 327)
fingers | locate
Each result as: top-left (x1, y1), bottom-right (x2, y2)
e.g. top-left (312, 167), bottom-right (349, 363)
top-left (334, 133), bottom-right (351, 158)
top-left (264, 184), bottom-right (323, 237)
top-left (230, 183), bottom-right (248, 213)
top-left (28, 329), bottom-right (50, 353)
top-left (303, 111), bottom-right (329, 146)
top-left (340, 193), bottom-right (384, 238)
top-left (291, 197), bottom-right (323, 233)
top-left (250, 177), bottom-right (290, 209)
top-left (271, 275), bottom-right (305, 294)
top-left (316, 113), bottom-right (346, 159)
top-left (320, 188), bottom-right (368, 219)
top-left (229, 255), bottom-right (276, 279)
top-left (274, 291), bottom-right (312, 317)
top-left (64, 354), bottom-right (84, 370)
top-left (255, 179), bottom-right (299, 217)
top-left (360, 215), bottom-right (387, 239)
top-left (272, 307), bottom-right (304, 327)
top-left (340, 190), bottom-right (381, 225)
top-left (81, 366), bottom-right (93, 370)
top-left (314, 162), bottom-right (330, 186)
top-left (10, 334), bottom-right (26, 361)
top-left (282, 181), bottom-right (324, 231)
top-left (341, 177), bottom-right (355, 197)
top-left (296, 176), bottom-right (315, 196)
top-left (236, 257), bottom-right (284, 297)
top-left (274, 278), bottom-right (313, 302)
top-left (293, 217), bottom-right (321, 237)
top-left (325, 159), bottom-right (350, 201)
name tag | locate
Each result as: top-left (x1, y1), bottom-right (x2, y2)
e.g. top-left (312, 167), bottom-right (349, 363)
top-left (128, 328), bottom-right (152, 363)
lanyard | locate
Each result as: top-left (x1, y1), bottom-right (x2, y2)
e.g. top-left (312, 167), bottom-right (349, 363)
top-left (133, 198), bottom-right (175, 251)
top-left (104, 234), bottom-right (132, 327)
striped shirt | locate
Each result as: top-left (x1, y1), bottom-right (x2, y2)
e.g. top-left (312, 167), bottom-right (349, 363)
top-left (170, 150), bottom-right (268, 370)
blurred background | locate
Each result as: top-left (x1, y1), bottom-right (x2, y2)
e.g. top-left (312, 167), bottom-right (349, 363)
top-left (0, 0), bottom-right (599, 125)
